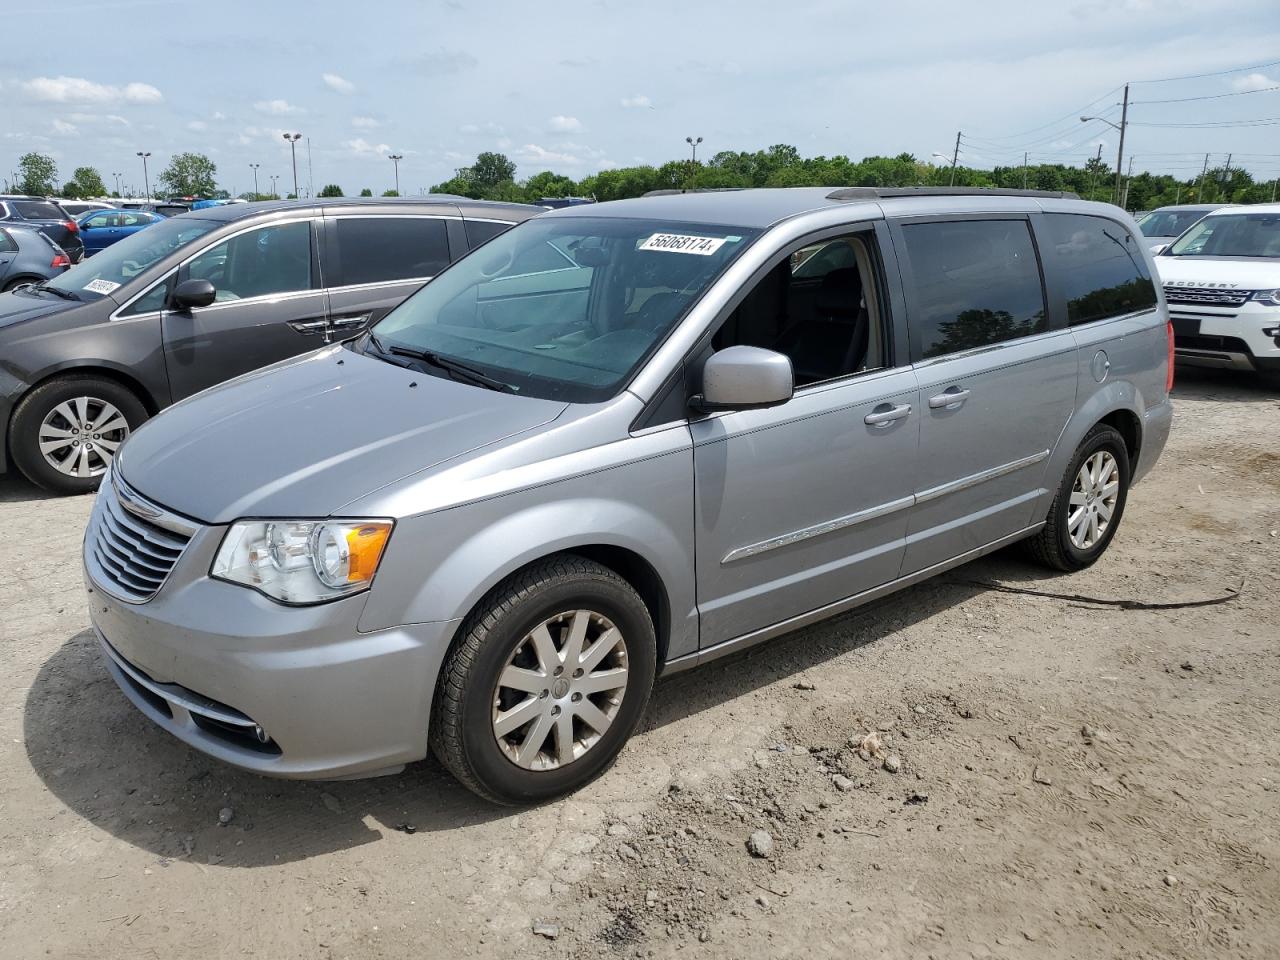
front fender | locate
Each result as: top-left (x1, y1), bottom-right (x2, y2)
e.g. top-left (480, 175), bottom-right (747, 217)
top-left (358, 445), bottom-right (698, 660)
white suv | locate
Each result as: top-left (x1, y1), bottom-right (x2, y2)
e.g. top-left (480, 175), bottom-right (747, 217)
top-left (1154, 204), bottom-right (1280, 381)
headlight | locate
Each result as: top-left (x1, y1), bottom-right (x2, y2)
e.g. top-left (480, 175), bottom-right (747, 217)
top-left (212, 519), bottom-right (393, 604)
top-left (1250, 289), bottom-right (1280, 306)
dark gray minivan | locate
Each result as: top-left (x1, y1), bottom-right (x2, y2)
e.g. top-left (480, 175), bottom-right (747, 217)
top-left (0, 197), bottom-right (541, 493)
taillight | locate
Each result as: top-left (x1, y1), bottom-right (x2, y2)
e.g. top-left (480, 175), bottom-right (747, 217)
top-left (51, 253), bottom-right (70, 269)
top-left (64, 220), bottom-right (79, 234)
top-left (1166, 320), bottom-right (1176, 393)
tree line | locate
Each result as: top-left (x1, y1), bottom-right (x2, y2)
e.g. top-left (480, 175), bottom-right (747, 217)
top-left (12, 145), bottom-right (1277, 209)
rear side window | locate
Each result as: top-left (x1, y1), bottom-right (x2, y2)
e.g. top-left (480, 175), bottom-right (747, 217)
top-left (901, 219), bottom-right (1047, 360)
top-left (0, 230), bottom-right (16, 253)
top-left (333, 216), bottom-right (450, 286)
top-left (464, 218), bottom-right (513, 249)
top-left (1042, 214), bottom-right (1157, 325)
top-left (13, 200), bottom-right (66, 220)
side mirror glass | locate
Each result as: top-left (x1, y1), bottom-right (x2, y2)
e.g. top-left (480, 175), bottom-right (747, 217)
top-left (173, 277), bottom-right (216, 309)
top-left (692, 346), bottom-right (794, 412)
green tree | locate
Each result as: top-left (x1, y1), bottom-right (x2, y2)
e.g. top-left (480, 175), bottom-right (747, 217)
top-left (62, 181), bottom-right (84, 199)
top-left (71, 166), bottom-right (107, 197)
top-left (158, 152), bottom-right (218, 197)
top-left (18, 152), bottom-right (57, 195)
top-left (359, 187), bottom-right (373, 196)
top-left (381, 189), bottom-right (399, 197)
top-left (472, 152), bottom-right (517, 189)
top-left (319, 184), bottom-right (344, 197)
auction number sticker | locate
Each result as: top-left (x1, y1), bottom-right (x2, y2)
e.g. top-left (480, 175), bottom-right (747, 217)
top-left (83, 278), bottom-right (121, 295)
top-left (639, 233), bottom-right (727, 255)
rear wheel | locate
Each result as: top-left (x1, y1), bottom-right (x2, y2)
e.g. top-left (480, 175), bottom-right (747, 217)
top-left (10, 375), bottom-right (148, 495)
top-left (1025, 424), bottom-right (1130, 572)
top-left (430, 555), bottom-right (657, 805)
top-left (2, 277), bottom-right (39, 292)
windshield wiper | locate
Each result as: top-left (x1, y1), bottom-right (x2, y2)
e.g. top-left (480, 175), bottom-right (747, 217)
top-left (366, 334), bottom-right (516, 393)
top-left (34, 284), bottom-right (80, 301)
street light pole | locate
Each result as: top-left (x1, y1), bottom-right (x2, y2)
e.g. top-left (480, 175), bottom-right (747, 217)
top-left (249, 163), bottom-right (260, 199)
top-left (112, 172), bottom-right (122, 196)
top-left (685, 136), bottom-right (702, 191)
top-left (136, 152), bottom-right (151, 201)
top-left (269, 175), bottom-right (279, 199)
top-left (388, 154), bottom-right (403, 196)
top-left (282, 133), bottom-right (302, 199)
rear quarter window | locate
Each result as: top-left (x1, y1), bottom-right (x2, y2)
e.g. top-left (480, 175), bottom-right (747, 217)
top-left (332, 216), bottom-right (451, 286)
top-left (0, 230), bottom-right (16, 253)
top-left (464, 218), bottom-right (514, 249)
top-left (1041, 214), bottom-right (1156, 325)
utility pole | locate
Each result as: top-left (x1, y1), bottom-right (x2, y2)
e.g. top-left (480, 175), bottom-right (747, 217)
top-left (1174, 184), bottom-right (1181, 205)
top-left (1022, 151), bottom-right (1029, 189)
top-left (1112, 83), bottom-right (1129, 205)
top-left (1087, 143), bottom-right (1103, 200)
top-left (1121, 156), bottom-right (1134, 210)
top-left (1221, 152), bottom-right (1233, 202)
top-left (685, 136), bottom-right (702, 191)
top-left (282, 133), bottom-right (302, 199)
top-left (249, 163), bottom-right (260, 199)
top-left (1195, 153), bottom-right (1210, 201)
top-left (949, 130), bottom-right (961, 186)
top-left (136, 151), bottom-right (151, 200)
top-left (388, 154), bottom-right (403, 195)
top-left (1272, 178), bottom-right (1278, 202)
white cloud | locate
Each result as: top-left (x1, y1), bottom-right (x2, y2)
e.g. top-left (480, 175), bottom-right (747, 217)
top-left (254, 98), bottom-right (303, 115)
top-left (187, 120), bottom-right (208, 131)
top-left (351, 115), bottom-right (380, 129)
top-left (67, 112), bottom-right (129, 126)
top-left (1233, 72), bottom-right (1277, 92)
top-left (460, 121), bottom-right (504, 136)
top-left (548, 115), bottom-right (582, 133)
top-left (323, 73), bottom-right (355, 94)
top-left (516, 143), bottom-right (582, 167)
top-left (20, 76), bottom-right (162, 104)
top-left (51, 118), bottom-right (78, 136)
top-left (212, 111), bottom-right (227, 121)
top-left (344, 137), bottom-right (392, 156)
top-left (619, 94), bottom-right (652, 109)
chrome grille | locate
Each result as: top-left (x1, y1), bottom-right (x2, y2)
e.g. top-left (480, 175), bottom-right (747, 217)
top-left (86, 473), bottom-right (197, 603)
top-left (1162, 286), bottom-right (1253, 308)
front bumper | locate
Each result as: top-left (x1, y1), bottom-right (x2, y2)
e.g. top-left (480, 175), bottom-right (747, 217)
top-left (84, 520), bottom-right (460, 780)
top-left (1169, 301), bottom-right (1280, 372)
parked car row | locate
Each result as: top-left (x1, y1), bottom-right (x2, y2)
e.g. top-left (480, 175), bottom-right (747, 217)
top-left (0, 195), bottom-right (85, 263)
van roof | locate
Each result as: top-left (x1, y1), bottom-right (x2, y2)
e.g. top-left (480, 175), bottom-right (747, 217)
top-left (171, 196), bottom-right (544, 222)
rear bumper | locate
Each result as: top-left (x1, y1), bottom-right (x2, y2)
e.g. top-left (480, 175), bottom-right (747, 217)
top-left (1135, 398), bottom-right (1173, 485)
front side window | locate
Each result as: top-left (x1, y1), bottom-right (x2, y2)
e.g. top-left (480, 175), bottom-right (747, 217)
top-left (371, 217), bottom-right (759, 402)
top-left (1166, 212), bottom-right (1280, 259)
top-left (186, 221), bottom-right (313, 301)
top-left (333, 217), bottom-right (451, 286)
top-left (1042, 214), bottom-right (1156, 325)
top-left (85, 213), bottom-right (117, 228)
top-left (902, 219), bottom-right (1047, 360)
top-left (44, 216), bottom-right (219, 302)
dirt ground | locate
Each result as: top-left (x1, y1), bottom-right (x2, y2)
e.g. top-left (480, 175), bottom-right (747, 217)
top-left (2, 367), bottom-right (1277, 960)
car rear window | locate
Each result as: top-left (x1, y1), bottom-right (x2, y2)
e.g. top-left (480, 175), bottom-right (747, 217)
top-left (13, 200), bottom-right (66, 220)
top-left (1041, 214), bottom-right (1157, 325)
top-left (333, 216), bottom-right (451, 286)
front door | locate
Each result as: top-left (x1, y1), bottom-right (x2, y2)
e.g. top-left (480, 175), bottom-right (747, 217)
top-left (161, 219), bottom-right (329, 399)
top-left (891, 215), bottom-right (1077, 574)
top-left (692, 225), bottom-right (920, 648)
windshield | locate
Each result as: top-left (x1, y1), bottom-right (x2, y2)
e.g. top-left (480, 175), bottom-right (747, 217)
top-left (1136, 210), bottom-right (1210, 239)
top-left (45, 216), bottom-right (218, 301)
top-left (370, 216), bottom-right (759, 402)
top-left (1165, 212), bottom-right (1280, 259)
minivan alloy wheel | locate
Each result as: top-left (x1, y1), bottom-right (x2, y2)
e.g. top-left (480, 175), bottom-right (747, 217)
top-left (492, 608), bottom-right (629, 770)
top-left (1068, 450), bottom-right (1119, 549)
top-left (38, 397), bottom-right (130, 478)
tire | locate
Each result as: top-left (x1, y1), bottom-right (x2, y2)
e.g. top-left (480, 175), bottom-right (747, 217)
top-left (10, 375), bottom-right (148, 495)
top-left (1025, 424), bottom-right (1131, 572)
top-left (430, 555), bottom-right (657, 805)
top-left (3, 277), bottom-right (40, 292)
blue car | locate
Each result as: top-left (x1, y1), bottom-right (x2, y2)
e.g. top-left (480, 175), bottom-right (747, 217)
top-left (77, 209), bottom-right (165, 256)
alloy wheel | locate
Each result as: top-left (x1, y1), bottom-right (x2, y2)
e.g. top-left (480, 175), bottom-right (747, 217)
top-left (1067, 450), bottom-right (1120, 550)
top-left (38, 397), bottom-right (129, 478)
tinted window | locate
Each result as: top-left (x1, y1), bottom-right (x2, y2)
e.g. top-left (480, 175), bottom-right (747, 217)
top-left (45, 216), bottom-right (219, 302)
top-left (187, 221), bottom-right (313, 301)
top-left (902, 219), bottom-right (1047, 360)
top-left (85, 213), bottom-right (116, 228)
top-left (121, 275), bottom-right (173, 316)
top-left (0, 230), bottom-right (16, 253)
top-left (13, 200), bottom-right (66, 220)
top-left (334, 217), bottom-right (450, 286)
top-left (1042, 214), bottom-right (1156, 324)
top-left (464, 218), bottom-right (513, 249)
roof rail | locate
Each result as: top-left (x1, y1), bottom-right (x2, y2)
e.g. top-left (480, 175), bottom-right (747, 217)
top-left (641, 187), bottom-right (748, 197)
top-left (826, 186), bottom-right (1081, 201)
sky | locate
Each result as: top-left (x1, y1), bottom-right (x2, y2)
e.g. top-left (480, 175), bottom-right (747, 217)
top-left (4, 0), bottom-right (1280, 197)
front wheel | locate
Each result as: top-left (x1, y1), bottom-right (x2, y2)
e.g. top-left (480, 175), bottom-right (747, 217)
top-left (9, 375), bottom-right (148, 495)
top-left (1025, 424), bottom-right (1131, 572)
top-left (430, 556), bottom-right (657, 805)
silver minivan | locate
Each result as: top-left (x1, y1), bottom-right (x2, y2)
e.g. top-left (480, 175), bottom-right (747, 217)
top-left (83, 187), bottom-right (1173, 804)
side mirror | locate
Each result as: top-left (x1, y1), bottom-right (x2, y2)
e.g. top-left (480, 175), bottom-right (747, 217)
top-left (691, 346), bottom-right (794, 412)
top-left (1149, 243), bottom-right (1168, 255)
top-left (173, 277), bottom-right (216, 309)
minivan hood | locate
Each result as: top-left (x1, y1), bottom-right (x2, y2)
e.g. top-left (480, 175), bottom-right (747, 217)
top-left (0, 289), bottom-right (78, 330)
top-left (115, 346), bottom-right (569, 524)
top-left (1154, 256), bottom-right (1280, 288)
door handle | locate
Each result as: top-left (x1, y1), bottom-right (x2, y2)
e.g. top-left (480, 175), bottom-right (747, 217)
top-left (330, 313), bottom-right (371, 329)
top-left (864, 403), bottom-right (912, 426)
top-left (928, 387), bottom-right (971, 409)
top-left (289, 317), bottom-right (329, 334)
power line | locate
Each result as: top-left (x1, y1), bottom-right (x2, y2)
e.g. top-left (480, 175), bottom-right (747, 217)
top-left (1131, 85), bottom-right (1280, 105)
top-left (965, 85), bottom-right (1124, 141)
top-left (1132, 57), bottom-right (1280, 85)
top-left (1130, 116), bottom-right (1280, 128)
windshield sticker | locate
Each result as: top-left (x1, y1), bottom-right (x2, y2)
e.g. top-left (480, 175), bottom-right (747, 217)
top-left (639, 233), bottom-right (727, 256)
top-left (83, 278), bottom-right (121, 295)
